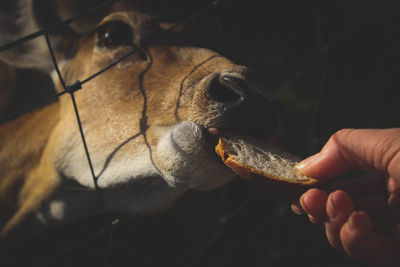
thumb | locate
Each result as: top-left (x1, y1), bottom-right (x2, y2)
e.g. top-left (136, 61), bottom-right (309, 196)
top-left (296, 128), bottom-right (400, 182)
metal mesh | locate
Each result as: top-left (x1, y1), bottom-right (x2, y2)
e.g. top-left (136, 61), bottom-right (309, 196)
top-left (0, 0), bottom-right (398, 266)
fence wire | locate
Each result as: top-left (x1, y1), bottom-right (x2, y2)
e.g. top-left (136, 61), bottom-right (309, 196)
top-left (1, 0), bottom-right (397, 266)
top-left (0, 0), bottom-right (226, 266)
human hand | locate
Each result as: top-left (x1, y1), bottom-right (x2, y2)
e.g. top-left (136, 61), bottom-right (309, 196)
top-left (291, 128), bottom-right (400, 267)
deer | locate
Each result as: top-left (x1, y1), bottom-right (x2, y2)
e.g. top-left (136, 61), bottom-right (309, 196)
top-left (0, 0), bottom-right (281, 237)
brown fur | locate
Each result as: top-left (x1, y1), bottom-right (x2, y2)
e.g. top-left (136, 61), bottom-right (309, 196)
top-left (0, 5), bottom-right (279, 235)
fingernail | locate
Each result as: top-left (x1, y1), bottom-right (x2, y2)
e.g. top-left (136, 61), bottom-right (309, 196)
top-left (347, 212), bottom-right (370, 232)
top-left (348, 215), bottom-right (356, 231)
top-left (299, 193), bottom-right (307, 210)
top-left (328, 192), bottom-right (339, 218)
top-left (296, 153), bottom-right (321, 172)
top-left (291, 203), bottom-right (303, 215)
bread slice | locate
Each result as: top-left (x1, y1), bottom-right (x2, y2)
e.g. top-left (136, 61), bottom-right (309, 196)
top-left (215, 134), bottom-right (318, 191)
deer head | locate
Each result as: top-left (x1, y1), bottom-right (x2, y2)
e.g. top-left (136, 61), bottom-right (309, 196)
top-left (0, 0), bottom-right (281, 234)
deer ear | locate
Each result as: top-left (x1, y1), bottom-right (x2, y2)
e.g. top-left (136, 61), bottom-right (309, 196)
top-left (0, 0), bottom-right (106, 73)
top-left (0, 0), bottom-right (55, 72)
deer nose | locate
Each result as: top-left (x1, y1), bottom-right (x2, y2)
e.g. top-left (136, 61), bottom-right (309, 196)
top-left (206, 72), bottom-right (282, 139)
top-left (208, 74), bottom-right (247, 108)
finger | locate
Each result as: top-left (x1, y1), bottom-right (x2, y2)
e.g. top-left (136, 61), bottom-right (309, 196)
top-left (387, 177), bottom-right (400, 195)
top-left (324, 190), bottom-right (354, 253)
top-left (297, 128), bottom-right (400, 181)
top-left (340, 211), bottom-right (396, 267)
top-left (307, 214), bottom-right (324, 226)
top-left (291, 198), bottom-right (304, 215)
top-left (299, 188), bottom-right (328, 222)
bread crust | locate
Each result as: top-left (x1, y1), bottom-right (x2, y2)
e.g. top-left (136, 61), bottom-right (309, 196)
top-left (215, 137), bottom-right (318, 192)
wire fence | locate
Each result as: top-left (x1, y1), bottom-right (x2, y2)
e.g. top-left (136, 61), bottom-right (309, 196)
top-left (0, 0), bottom-right (398, 266)
top-left (0, 0), bottom-right (235, 265)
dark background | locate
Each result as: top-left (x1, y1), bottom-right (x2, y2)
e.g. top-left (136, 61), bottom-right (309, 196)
top-left (2, 0), bottom-right (400, 266)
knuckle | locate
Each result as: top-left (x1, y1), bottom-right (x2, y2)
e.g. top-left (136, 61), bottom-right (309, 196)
top-left (330, 129), bottom-right (355, 146)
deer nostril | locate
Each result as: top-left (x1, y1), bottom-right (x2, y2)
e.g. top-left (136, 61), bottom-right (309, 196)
top-left (208, 74), bottom-right (246, 105)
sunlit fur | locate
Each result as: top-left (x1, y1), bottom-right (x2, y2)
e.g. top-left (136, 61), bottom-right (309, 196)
top-left (0, 4), bottom-right (277, 235)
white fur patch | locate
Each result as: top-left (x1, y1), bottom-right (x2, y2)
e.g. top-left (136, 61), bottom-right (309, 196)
top-left (60, 147), bottom-right (160, 188)
top-left (155, 121), bottom-right (235, 191)
top-left (50, 121), bottom-right (234, 222)
top-left (96, 151), bottom-right (160, 187)
top-left (58, 122), bottom-right (234, 191)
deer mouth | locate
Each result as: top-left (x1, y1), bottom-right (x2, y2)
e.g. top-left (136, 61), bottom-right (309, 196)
top-left (203, 127), bottom-right (222, 155)
top-left (154, 118), bottom-right (282, 192)
top-left (154, 121), bottom-right (237, 191)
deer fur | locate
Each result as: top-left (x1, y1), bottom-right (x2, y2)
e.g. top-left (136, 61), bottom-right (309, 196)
top-left (0, 0), bottom-right (280, 235)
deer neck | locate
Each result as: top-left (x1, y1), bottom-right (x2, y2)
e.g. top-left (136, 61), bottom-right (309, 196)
top-left (0, 102), bottom-right (60, 202)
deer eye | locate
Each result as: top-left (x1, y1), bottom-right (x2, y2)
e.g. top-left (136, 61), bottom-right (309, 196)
top-left (96, 21), bottom-right (134, 49)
